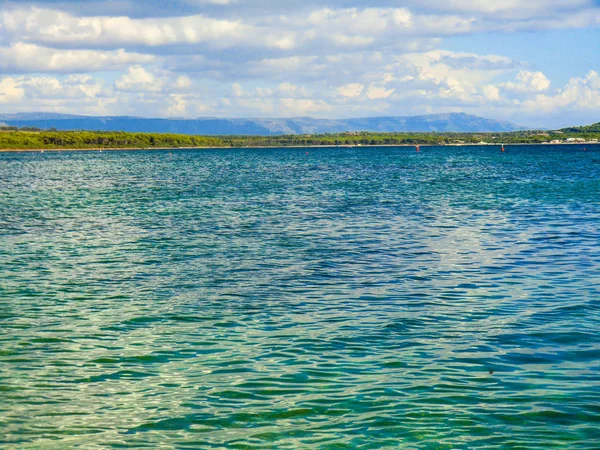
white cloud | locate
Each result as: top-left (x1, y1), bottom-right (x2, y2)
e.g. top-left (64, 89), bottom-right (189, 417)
top-left (234, 97), bottom-right (275, 114)
top-left (0, 74), bottom-right (111, 113)
top-left (0, 43), bottom-right (154, 73)
top-left (482, 84), bottom-right (500, 101)
top-left (275, 83), bottom-right (308, 98)
top-left (277, 83), bottom-right (297, 95)
top-left (0, 72), bottom-right (204, 117)
top-left (12, 75), bottom-right (105, 101)
top-left (0, 77), bottom-right (25, 104)
top-left (279, 98), bottom-right (332, 115)
top-left (251, 56), bottom-right (320, 74)
top-left (301, 7), bottom-right (476, 49)
top-left (502, 70), bottom-right (551, 93)
top-left (115, 66), bottom-right (164, 92)
top-left (5, 3), bottom-right (597, 60)
top-left (366, 84), bottom-right (395, 100)
top-left (231, 83), bottom-right (245, 97)
top-left (0, 7), bottom-right (293, 50)
top-left (378, 50), bottom-right (517, 103)
top-left (165, 94), bottom-right (189, 117)
top-left (328, 33), bottom-right (374, 48)
top-left (522, 70), bottom-right (600, 112)
top-left (0, 2), bottom-right (599, 127)
top-left (336, 83), bottom-right (364, 98)
top-left (308, 7), bottom-right (413, 32)
top-left (175, 75), bottom-right (192, 90)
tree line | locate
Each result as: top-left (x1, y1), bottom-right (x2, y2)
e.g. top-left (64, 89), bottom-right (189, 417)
top-left (0, 126), bottom-right (599, 150)
top-left (0, 130), bottom-right (224, 149)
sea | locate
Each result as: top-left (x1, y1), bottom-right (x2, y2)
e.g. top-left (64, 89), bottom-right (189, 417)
top-left (1, 145), bottom-right (599, 449)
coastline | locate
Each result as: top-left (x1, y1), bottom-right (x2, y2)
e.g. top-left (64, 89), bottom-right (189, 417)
top-left (0, 142), bottom-right (597, 153)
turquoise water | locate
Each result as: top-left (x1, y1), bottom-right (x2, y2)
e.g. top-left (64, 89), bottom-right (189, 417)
top-left (1, 145), bottom-right (599, 449)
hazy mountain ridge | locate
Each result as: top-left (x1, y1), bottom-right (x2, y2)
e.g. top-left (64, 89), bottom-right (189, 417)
top-left (0, 112), bottom-right (524, 134)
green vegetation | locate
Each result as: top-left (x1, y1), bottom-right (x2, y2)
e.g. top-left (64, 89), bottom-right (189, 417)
top-left (0, 130), bottom-right (224, 150)
top-left (559, 122), bottom-right (600, 133)
top-left (1, 123), bottom-right (599, 150)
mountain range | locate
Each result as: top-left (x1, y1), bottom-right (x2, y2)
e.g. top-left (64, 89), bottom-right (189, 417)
top-left (0, 112), bottom-right (524, 135)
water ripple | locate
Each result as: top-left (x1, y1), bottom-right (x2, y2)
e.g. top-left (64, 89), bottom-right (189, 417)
top-left (1, 145), bottom-right (599, 448)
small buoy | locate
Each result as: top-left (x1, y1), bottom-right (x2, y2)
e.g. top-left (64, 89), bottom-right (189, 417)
top-left (501, 144), bottom-right (505, 152)
top-left (416, 145), bottom-right (420, 152)
top-left (306, 152), bottom-right (309, 155)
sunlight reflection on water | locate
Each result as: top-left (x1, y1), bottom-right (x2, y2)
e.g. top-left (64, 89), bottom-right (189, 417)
top-left (1, 145), bottom-right (599, 448)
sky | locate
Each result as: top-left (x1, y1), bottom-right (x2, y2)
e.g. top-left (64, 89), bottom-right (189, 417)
top-left (0, 0), bottom-right (599, 128)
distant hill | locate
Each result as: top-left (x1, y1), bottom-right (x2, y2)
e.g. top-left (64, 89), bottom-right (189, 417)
top-left (0, 112), bottom-right (524, 135)
top-left (560, 122), bottom-right (600, 133)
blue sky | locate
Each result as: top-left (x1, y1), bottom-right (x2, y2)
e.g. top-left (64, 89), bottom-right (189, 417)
top-left (0, 0), bottom-right (598, 128)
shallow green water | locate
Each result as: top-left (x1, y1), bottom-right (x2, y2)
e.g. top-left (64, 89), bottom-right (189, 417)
top-left (1, 145), bottom-right (599, 449)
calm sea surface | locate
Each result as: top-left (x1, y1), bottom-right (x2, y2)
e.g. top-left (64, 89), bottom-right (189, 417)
top-left (1, 145), bottom-right (599, 449)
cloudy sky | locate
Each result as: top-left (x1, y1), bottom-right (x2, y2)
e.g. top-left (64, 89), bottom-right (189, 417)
top-left (0, 0), bottom-right (598, 127)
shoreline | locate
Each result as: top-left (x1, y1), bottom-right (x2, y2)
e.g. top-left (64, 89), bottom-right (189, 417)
top-left (0, 142), bottom-right (597, 153)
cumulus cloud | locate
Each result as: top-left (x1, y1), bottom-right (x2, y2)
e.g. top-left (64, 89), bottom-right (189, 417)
top-left (172, 76), bottom-right (191, 90)
top-left (366, 84), bottom-right (395, 100)
top-left (523, 71), bottom-right (600, 112)
top-left (115, 66), bottom-right (165, 92)
top-left (336, 83), bottom-right (364, 98)
top-left (1, 1), bottom-right (599, 126)
top-left (165, 94), bottom-right (189, 117)
top-left (0, 43), bottom-right (154, 73)
top-left (0, 69), bottom-right (202, 117)
top-left (0, 7), bottom-right (294, 50)
top-left (19, 74), bottom-right (104, 99)
top-left (377, 50), bottom-right (519, 102)
top-left (0, 74), bottom-right (112, 114)
top-left (231, 83), bottom-right (245, 97)
top-left (279, 98), bottom-right (332, 115)
top-left (0, 77), bottom-right (25, 104)
top-left (307, 7), bottom-right (413, 37)
top-left (501, 70), bottom-right (551, 93)
top-left (4, 3), bottom-right (598, 57)
top-left (482, 84), bottom-right (501, 101)
top-left (276, 82), bottom-right (303, 97)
